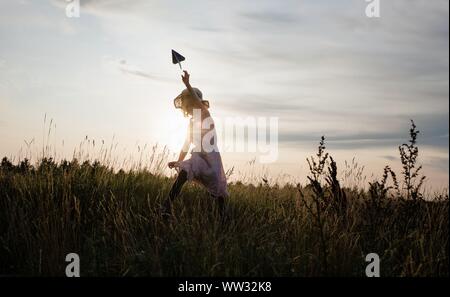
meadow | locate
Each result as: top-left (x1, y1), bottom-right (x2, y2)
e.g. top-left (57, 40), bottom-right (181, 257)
top-left (0, 121), bottom-right (448, 276)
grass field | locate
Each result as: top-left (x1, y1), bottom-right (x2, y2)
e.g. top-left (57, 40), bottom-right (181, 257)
top-left (0, 121), bottom-right (448, 276)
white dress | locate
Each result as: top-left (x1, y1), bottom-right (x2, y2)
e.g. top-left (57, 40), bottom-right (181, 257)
top-left (175, 117), bottom-right (228, 198)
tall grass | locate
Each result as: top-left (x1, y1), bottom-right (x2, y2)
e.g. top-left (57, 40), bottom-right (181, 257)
top-left (0, 121), bottom-right (448, 276)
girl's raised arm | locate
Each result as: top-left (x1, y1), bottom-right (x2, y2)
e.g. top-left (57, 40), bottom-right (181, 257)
top-left (181, 71), bottom-right (209, 113)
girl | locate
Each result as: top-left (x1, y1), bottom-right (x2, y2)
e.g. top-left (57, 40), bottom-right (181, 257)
top-left (162, 70), bottom-right (228, 217)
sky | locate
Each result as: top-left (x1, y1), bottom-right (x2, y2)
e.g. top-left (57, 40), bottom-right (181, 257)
top-left (0, 0), bottom-right (448, 189)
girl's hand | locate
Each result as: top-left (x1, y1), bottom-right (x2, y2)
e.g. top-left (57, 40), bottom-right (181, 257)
top-left (168, 161), bottom-right (178, 169)
top-left (181, 70), bottom-right (190, 86)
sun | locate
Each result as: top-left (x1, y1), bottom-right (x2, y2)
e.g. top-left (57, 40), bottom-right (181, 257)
top-left (164, 111), bottom-right (189, 153)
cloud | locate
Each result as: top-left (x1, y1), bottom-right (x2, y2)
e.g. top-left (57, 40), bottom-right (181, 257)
top-left (240, 11), bottom-right (297, 24)
top-left (190, 26), bottom-right (224, 33)
top-left (50, 0), bottom-right (142, 14)
top-left (278, 131), bottom-right (402, 150)
top-left (117, 60), bottom-right (159, 80)
top-left (102, 57), bottom-right (172, 82)
top-left (381, 155), bottom-right (397, 161)
top-left (277, 113), bottom-right (449, 150)
top-left (423, 156), bottom-right (450, 173)
top-left (217, 94), bottom-right (314, 115)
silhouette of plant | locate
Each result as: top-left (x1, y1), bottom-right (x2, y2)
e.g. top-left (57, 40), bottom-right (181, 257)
top-left (398, 120), bottom-right (426, 200)
top-left (326, 156), bottom-right (347, 216)
top-left (301, 136), bottom-right (330, 275)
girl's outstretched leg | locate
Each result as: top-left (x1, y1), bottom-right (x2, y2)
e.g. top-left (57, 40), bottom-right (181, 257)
top-left (162, 170), bottom-right (188, 217)
top-left (212, 195), bottom-right (225, 219)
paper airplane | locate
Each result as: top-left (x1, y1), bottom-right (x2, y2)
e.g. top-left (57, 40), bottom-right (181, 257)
top-left (171, 49), bottom-right (185, 70)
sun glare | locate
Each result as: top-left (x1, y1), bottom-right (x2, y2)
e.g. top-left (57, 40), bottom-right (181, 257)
top-left (164, 110), bottom-right (189, 153)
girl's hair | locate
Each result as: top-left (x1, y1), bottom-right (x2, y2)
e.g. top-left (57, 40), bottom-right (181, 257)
top-left (174, 88), bottom-right (209, 117)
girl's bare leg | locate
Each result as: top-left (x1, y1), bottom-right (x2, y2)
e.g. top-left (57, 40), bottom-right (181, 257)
top-left (162, 170), bottom-right (188, 217)
top-left (212, 195), bottom-right (225, 218)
